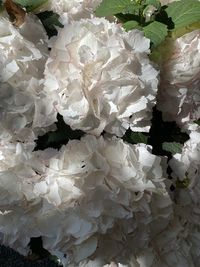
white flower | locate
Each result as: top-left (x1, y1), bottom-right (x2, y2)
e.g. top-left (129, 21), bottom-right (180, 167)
top-left (168, 128), bottom-right (200, 264)
top-left (74, 220), bottom-right (198, 267)
top-left (44, 18), bottom-right (159, 136)
top-left (0, 139), bottom-right (42, 254)
top-left (34, 0), bottom-right (102, 20)
top-left (0, 79), bottom-right (57, 142)
top-left (0, 140), bottom-right (35, 172)
top-left (0, 15), bottom-right (57, 141)
top-left (170, 128), bottom-right (200, 183)
top-left (33, 135), bottom-right (171, 264)
top-left (146, 218), bottom-right (196, 267)
top-left (0, 136), bottom-right (172, 264)
top-left (0, 15), bottom-right (47, 83)
top-left (0, 139), bottom-right (60, 255)
top-left (157, 30), bottom-right (200, 129)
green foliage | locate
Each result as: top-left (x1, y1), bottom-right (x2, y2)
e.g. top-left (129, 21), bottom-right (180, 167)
top-left (176, 176), bottom-right (190, 189)
top-left (148, 108), bottom-right (189, 157)
top-left (13, 0), bottom-right (48, 11)
top-left (95, 0), bottom-right (200, 49)
top-left (123, 130), bottom-right (149, 145)
top-left (170, 21), bottom-right (200, 39)
top-left (96, 0), bottom-right (169, 47)
top-left (37, 11), bottom-right (63, 38)
top-left (143, 21), bottom-right (168, 46)
top-left (95, 0), bottom-right (135, 17)
top-left (123, 20), bottom-right (140, 31)
top-left (194, 120), bottom-right (200, 126)
top-left (144, 0), bottom-right (161, 9)
top-left (130, 132), bottom-right (148, 144)
top-left (166, 0), bottom-right (200, 30)
top-left (162, 142), bottom-right (183, 155)
top-left (35, 115), bottom-right (84, 150)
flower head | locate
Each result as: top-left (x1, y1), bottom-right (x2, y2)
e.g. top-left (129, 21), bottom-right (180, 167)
top-left (157, 30), bottom-right (200, 129)
top-left (45, 18), bottom-right (158, 136)
top-left (0, 135), bottom-right (172, 264)
top-left (169, 127), bottom-right (200, 264)
top-left (36, 135), bottom-right (171, 264)
top-left (0, 15), bottom-right (57, 141)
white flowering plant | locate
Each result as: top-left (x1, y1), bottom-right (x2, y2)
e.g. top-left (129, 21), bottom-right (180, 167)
top-left (0, 0), bottom-right (200, 266)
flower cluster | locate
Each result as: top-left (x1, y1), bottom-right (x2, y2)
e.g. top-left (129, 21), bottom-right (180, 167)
top-left (0, 135), bottom-right (172, 265)
top-left (157, 30), bottom-right (200, 130)
top-left (165, 128), bottom-right (200, 266)
top-left (0, 0), bottom-right (199, 266)
top-left (44, 18), bottom-right (158, 136)
top-left (0, 15), bottom-right (57, 142)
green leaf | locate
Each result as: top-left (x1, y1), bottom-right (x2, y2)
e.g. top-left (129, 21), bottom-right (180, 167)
top-left (176, 176), bottom-right (190, 189)
top-left (14, 0), bottom-right (47, 11)
top-left (124, 4), bottom-right (143, 15)
top-left (95, 0), bottom-right (134, 17)
top-left (162, 142), bottom-right (183, 155)
top-left (194, 120), bottom-right (200, 126)
top-left (35, 115), bottom-right (84, 150)
top-left (144, 0), bottom-right (161, 9)
top-left (166, 0), bottom-right (200, 30)
top-left (143, 21), bottom-right (168, 46)
top-left (37, 11), bottom-right (63, 38)
top-left (123, 20), bottom-right (139, 31)
top-left (47, 131), bottom-right (66, 144)
top-left (130, 132), bottom-right (148, 144)
top-left (115, 13), bottom-right (140, 23)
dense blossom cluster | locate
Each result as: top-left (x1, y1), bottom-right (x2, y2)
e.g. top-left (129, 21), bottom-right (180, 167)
top-left (0, 136), bottom-right (172, 265)
top-left (157, 30), bottom-right (200, 130)
top-left (0, 15), bottom-right (57, 141)
top-left (44, 18), bottom-right (158, 136)
top-left (166, 128), bottom-right (200, 266)
top-left (0, 0), bottom-right (199, 266)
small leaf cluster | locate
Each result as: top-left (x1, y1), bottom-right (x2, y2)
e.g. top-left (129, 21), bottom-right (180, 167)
top-left (95, 0), bottom-right (200, 47)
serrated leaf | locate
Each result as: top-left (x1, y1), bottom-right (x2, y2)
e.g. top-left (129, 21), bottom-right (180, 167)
top-left (123, 20), bottom-right (139, 31)
top-left (162, 142), bottom-right (183, 155)
top-left (14, 0), bottom-right (47, 11)
top-left (95, 0), bottom-right (134, 17)
top-left (143, 21), bottom-right (168, 46)
top-left (166, 0), bottom-right (200, 30)
top-left (130, 132), bottom-right (148, 144)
